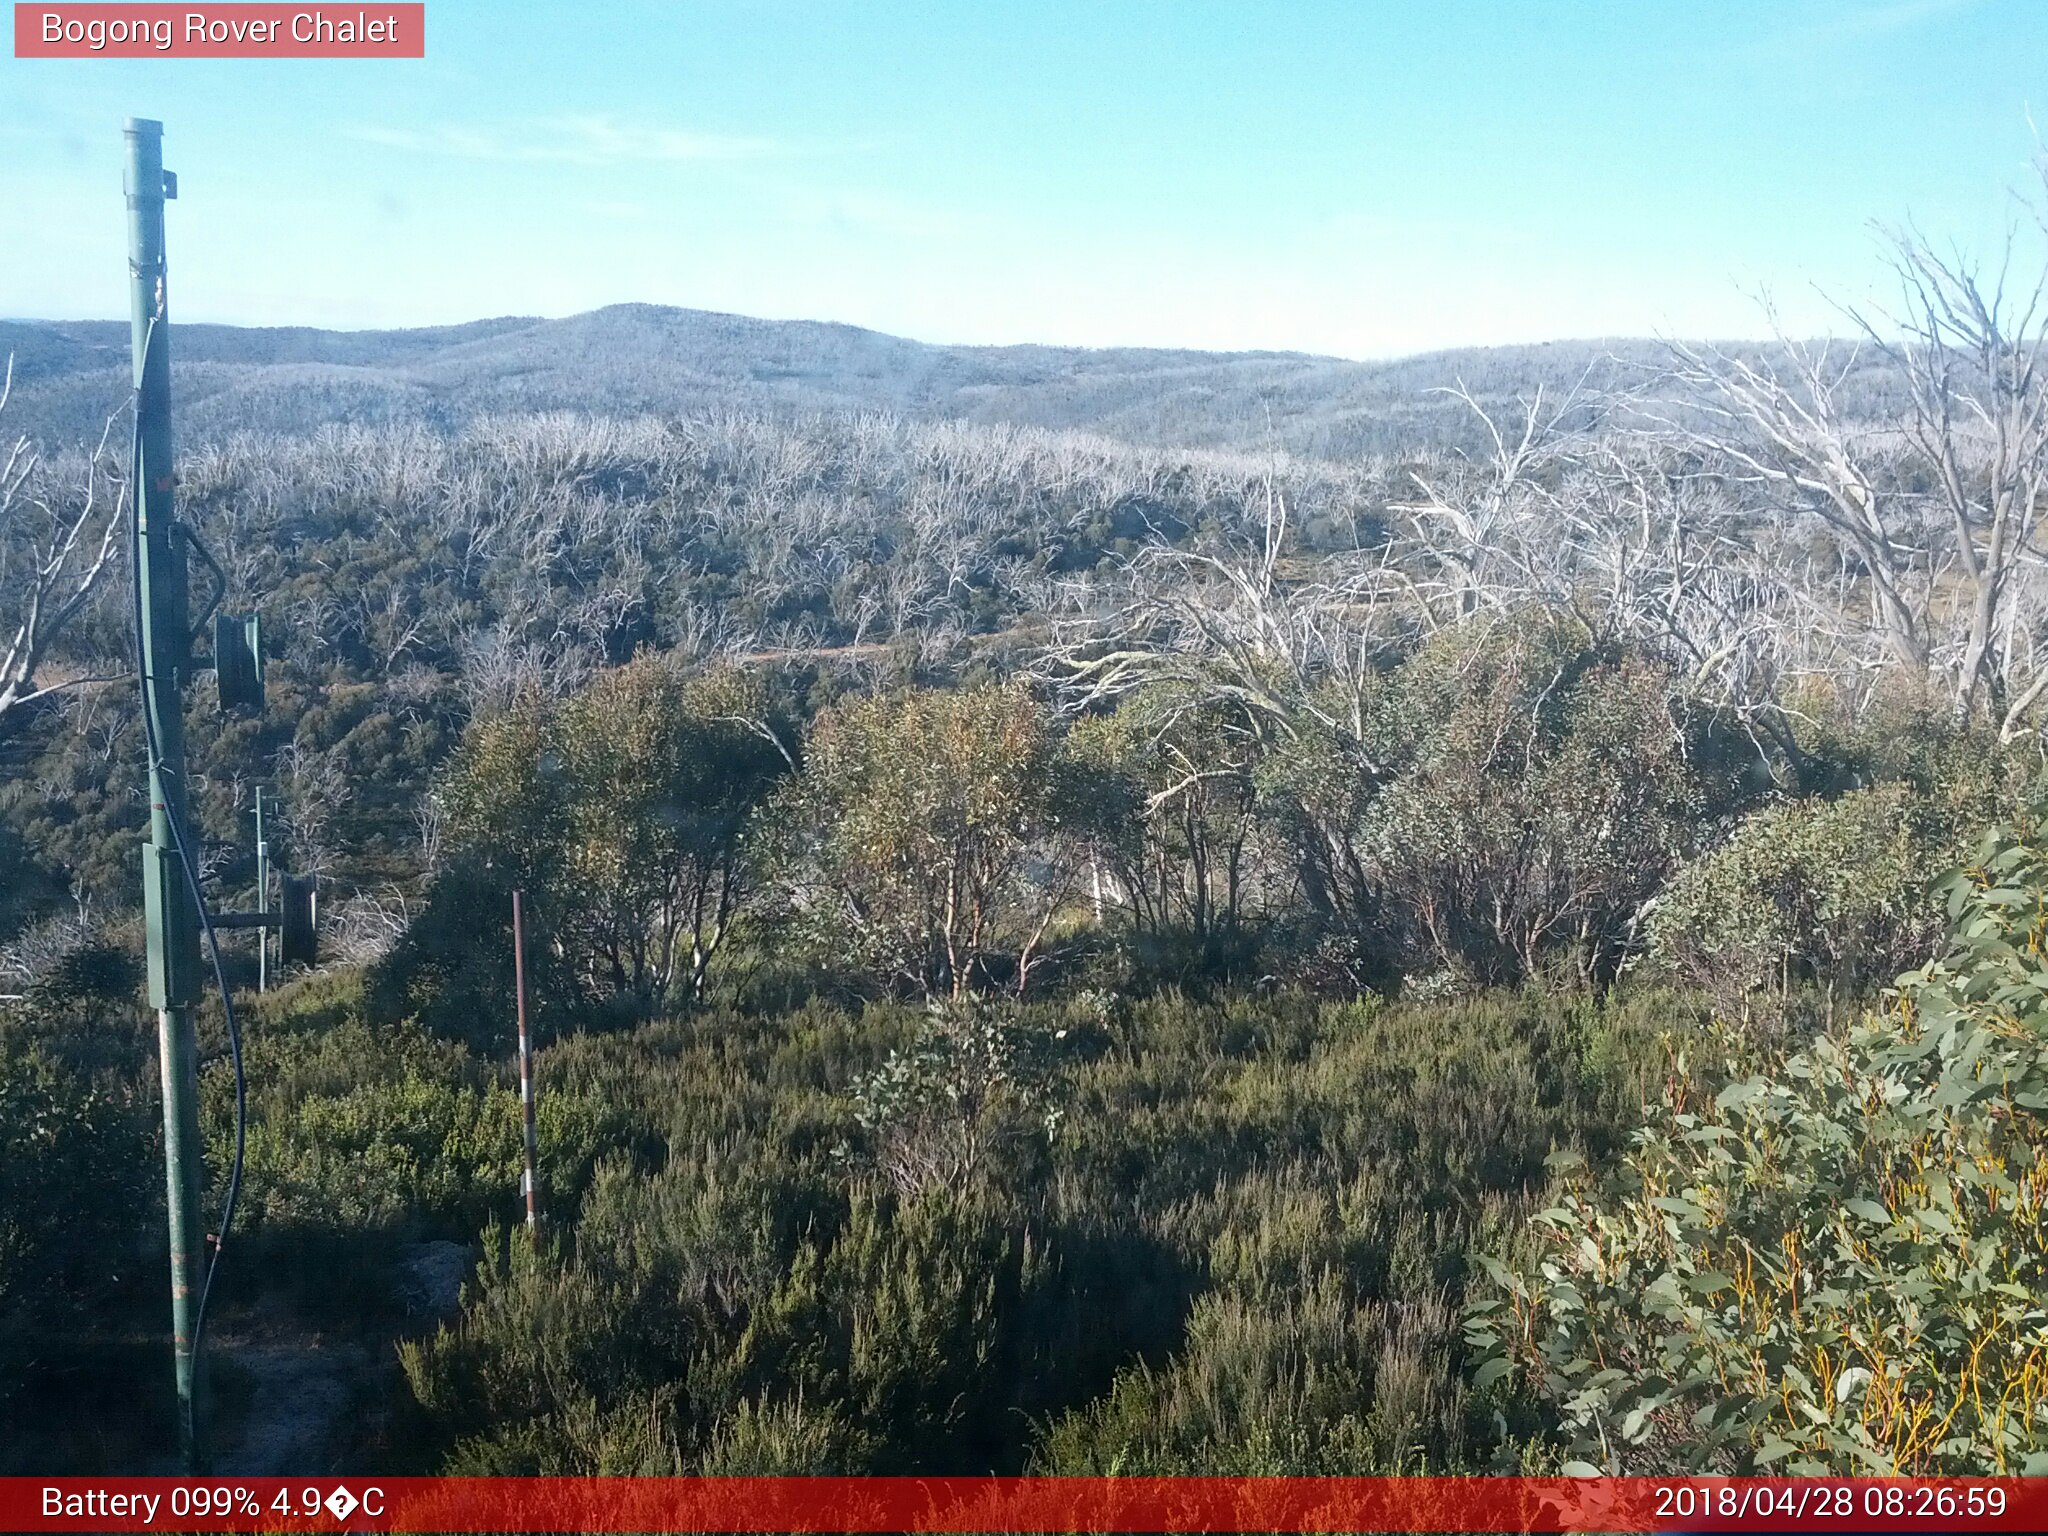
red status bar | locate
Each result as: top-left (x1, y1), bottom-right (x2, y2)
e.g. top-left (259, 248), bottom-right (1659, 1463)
top-left (4, 1476), bottom-right (2043, 1533)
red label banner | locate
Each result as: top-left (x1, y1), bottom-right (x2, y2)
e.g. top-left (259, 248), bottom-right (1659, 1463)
top-left (1, 1476), bottom-right (2044, 1533)
top-left (13, 4), bottom-right (424, 57)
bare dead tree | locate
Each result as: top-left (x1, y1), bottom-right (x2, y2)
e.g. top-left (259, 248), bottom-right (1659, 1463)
top-left (1390, 378), bottom-right (1596, 625)
top-left (1655, 327), bottom-right (1932, 675)
top-left (1861, 225), bottom-right (2048, 734)
top-left (0, 358), bottom-right (130, 738)
top-left (322, 885), bottom-right (418, 965)
top-left (1658, 211), bottom-right (2048, 740)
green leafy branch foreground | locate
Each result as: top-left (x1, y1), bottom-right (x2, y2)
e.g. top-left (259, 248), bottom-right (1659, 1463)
top-left (1470, 804), bottom-right (2048, 1474)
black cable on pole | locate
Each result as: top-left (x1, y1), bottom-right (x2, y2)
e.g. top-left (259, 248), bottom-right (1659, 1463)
top-left (130, 316), bottom-right (247, 1365)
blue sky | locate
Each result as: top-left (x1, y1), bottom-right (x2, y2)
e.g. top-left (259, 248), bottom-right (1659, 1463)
top-left (4, 0), bottom-right (2045, 356)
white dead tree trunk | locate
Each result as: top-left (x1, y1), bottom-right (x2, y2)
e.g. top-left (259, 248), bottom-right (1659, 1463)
top-left (0, 358), bottom-right (130, 739)
top-left (1866, 230), bottom-right (2048, 735)
top-left (1659, 328), bottom-right (1933, 678)
top-left (1660, 208), bottom-right (2048, 739)
top-left (1041, 472), bottom-right (1399, 759)
top-left (1391, 380), bottom-right (1594, 625)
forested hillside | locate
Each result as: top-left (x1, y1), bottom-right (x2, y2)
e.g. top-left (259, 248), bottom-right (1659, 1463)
top-left (1, 306), bottom-right (1713, 458)
top-left (6, 210), bottom-right (2048, 1478)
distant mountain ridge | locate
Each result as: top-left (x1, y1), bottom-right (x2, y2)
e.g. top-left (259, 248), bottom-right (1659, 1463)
top-left (0, 303), bottom-right (1700, 458)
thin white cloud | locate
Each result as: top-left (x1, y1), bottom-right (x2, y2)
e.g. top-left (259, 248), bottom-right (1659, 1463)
top-left (1748, 0), bottom-right (1978, 59)
top-left (349, 114), bottom-right (783, 165)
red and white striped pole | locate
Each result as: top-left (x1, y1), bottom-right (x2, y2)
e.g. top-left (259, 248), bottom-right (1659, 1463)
top-left (512, 888), bottom-right (539, 1244)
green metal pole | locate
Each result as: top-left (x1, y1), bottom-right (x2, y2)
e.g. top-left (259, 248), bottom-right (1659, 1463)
top-left (125, 116), bottom-right (207, 1473)
top-left (255, 787), bottom-right (268, 994)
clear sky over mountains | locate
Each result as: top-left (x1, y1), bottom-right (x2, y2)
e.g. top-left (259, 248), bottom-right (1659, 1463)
top-left (4, 0), bottom-right (2045, 355)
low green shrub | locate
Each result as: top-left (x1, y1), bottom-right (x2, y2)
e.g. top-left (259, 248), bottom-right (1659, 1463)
top-left (1471, 801), bottom-right (2048, 1474)
top-left (0, 983), bottom-right (159, 1468)
top-left (1035, 1276), bottom-right (1465, 1473)
top-left (397, 986), bottom-right (1684, 1475)
top-left (1646, 783), bottom-right (1943, 1011)
top-left (845, 999), bottom-right (1068, 1196)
